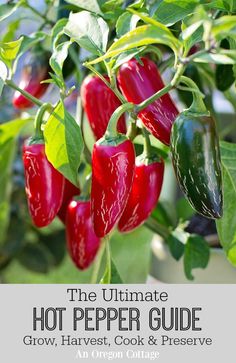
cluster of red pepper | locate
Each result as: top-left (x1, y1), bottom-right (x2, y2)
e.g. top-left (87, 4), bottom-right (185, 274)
top-left (15, 55), bottom-right (223, 271)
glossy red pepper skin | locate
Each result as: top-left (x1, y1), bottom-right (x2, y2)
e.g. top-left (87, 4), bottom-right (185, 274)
top-left (23, 142), bottom-right (65, 227)
top-left (91, 137), bottom-right (135, 237)
top-left (117, 57), bottom-right (178, 145)
top-left (81, 75), bottom-right (127, 140)
top-left (13, 51), bottom-right (50, 109)
top-left (118, 156), bottom-right (164, 232)
top-left (57, 179), bottom-right (81, 224)
top-left (66, 200), bottom-right (101, 270)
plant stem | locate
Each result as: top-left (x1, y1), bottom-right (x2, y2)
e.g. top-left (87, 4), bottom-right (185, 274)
top-left (105, 62), bottom-right (186, 138)
top-left (25, 1), bottom-right (54, 25)
top-left (136, 63), bottom-right (185, 113)
top-left (84, 62), bottom-right (125, 103)
top-left (105, 236), bottom-right (111, 283)
top-left (179, 75), bottom-right (207, 114)
top-left (106, 102), bottom-right (134, 138)
top-left (90, 240), bottom-right (106, 284)
top-left (78, 98), bottom-right (92, 164)
top-left (145, 217), bottom-right (170, 240)
top-left (142, 127), bottom-right (152, 157)
top-left (136, 84), bottom-right (172, 112)
top-left (6, 79), bottom-right (43, 107)
top-left (126, 118), bottom-right (138, 140)
top-left (34, 103), bottom-right (51, 139)
top-left (142, 45), bottom-right (163, 61)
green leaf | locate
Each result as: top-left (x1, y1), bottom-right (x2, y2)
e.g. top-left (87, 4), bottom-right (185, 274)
top-left (176, 197), bottom-right (195, 221)
top-left (111, 227), bottom-right (153, 283)
top-left (51, 18), bottom-right (68, 49)
top-left (64, 0), bottom-right (103, 15)
top-left (116, 11), bottom-right (139, 38)
top-left (167, 229), bottom-right (187, 261)
top-left (50, 41), bottom-right (71, 81)
top-left (212, 15), bottom-right (236, 40)
top-left (44, 101), bottom-right (84, 186)
top-left (17, 243), bottom-right (52, 274)
top-left (151, 201), bottom-right (178, 229)
top-left (64, 11), bottom-right (109, 55)
top-left (2, 19), bottom-right (21, 43)
top-left (0, 139), bottom-right (16, 246)
top-left (181, 20), bottom-right (204, 52)
top-left (0, 37), bottom-right (23, 68)
top-left (205, 0), bottom-right (235, 11)
top-left (0, 1), bottom-right (23, 22)
top-left (153, 0), bottom-right (200, 26)
top-left (0, 118), bottom-right (31, 245)
top-left (88, 24), bottom-right (180, 64)
top-left (112, 47), bottom-right (145, 69)
top-left (216, 142), bottom-right (236, 266)
top-left (184, 235), bottom-right (210, 280)
top-left (46, 72), bottom-right (64, 89)
top-left (193, 50), bottom-right (236, 64)
top-left (0, 216), bottom-right (26, 267)
top-left (0, 60), bottom-right (7, 96)
top-left (0, 118), bottom-right (31, 143)
top-left (17, 32), bottom-right (46, 59)
top-left (100, 259), bottom-right (123, 284)
top-left (215, 64), bottom-right (234, 91)
top-left (38, 230), bottom-right (66, 267)
top-left (8, 32), bottom-right (47, 76)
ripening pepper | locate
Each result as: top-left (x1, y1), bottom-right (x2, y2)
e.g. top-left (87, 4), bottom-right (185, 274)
top-left (118, 155), bottom-right (164, 232)
top-left (170, 112), bottom-right (223, 219)
top-left (57, 179), bottom-right (81, 224)
top-left (117, 57), bottom-right (178, 145)
top-left (91, 136), bottom-right (135, 237)
top-left (66, 200), bottom-right (101, 270)
top-left (81, 75), bottom-right (127, 140)
top-left (23, 142), bottom-right (65, 227)
top-left (13, 50), bottom-right (50, 109)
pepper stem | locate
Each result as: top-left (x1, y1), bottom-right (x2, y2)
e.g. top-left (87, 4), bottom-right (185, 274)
top-left (6, 79), bottom-right (43, 107)
top-left (34, 103), bottom-right (51, 140)
top-left (126, 117), bottom-right (138, 141)
top-left (106, 102), bottom-right (134, 138)
top-left (104, 236), bottom-right (111, 283)
top-left (80, 174), bottom-right (92, 199)
top-left (179, 76), bottom-right (208, 114)
top-left (90, 239), bottom-right (106, 284)
top-left (142, 127), bottom-right (152, 158)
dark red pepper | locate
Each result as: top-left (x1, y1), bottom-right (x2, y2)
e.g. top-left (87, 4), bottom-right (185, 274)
top-left (117, 57), bottom-right (178, 145)
top-left (23, 142), bottom-right (65, 227)
top-left (81, 75), bottom-right (127, 140)
top-left (91, 135), bottom-right (135, 237)
top-left (66, 200), bottom-right (101, 270)
top-left (57, 179), bottom-right (81, 224)
top-left (13, 51), bottom-right (50, 109)
top-left (118, 155), bottom-right (164, 232)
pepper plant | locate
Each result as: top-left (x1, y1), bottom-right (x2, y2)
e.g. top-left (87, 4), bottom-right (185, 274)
top-left (0, 0), bottom-right (236, 283)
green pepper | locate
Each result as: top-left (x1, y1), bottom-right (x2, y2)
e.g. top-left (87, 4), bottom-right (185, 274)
top-left (178, 64), bottom-right (203, 107)
top-left (170, 77), bottom-right (223, 219)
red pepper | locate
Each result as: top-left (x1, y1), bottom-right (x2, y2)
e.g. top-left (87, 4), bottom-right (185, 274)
top-left (58, 179), bottom-right (81, 224)
top-left (23, 142), bottom-right (65, 227)
top-left (91, 136), bottom-right (135, 237)
top-left (13, 51), bottom-right (50, 109)
top-left (117, 57), bottom-right (178, 145)
top-left (81, 75), bottom-right (127, 140)
top-left (66, 200), bottom-right (101, 270)
top-left (118, 155), bottom-right (164, 232)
